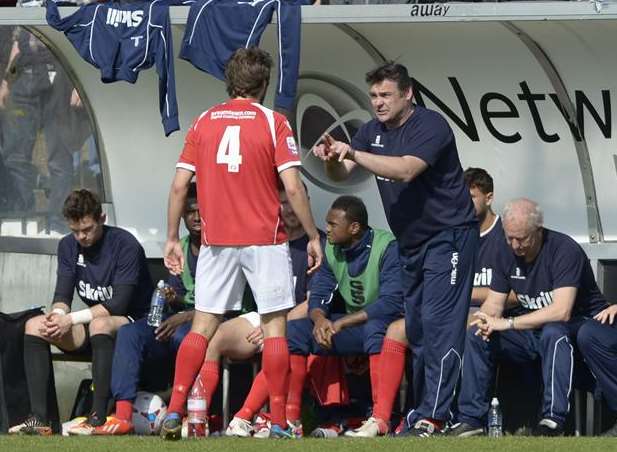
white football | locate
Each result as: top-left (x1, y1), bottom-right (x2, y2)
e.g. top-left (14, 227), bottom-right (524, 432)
top-left (132, 391), bottom-right (167, 435)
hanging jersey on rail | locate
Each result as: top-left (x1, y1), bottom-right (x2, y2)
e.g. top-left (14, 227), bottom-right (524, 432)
top-left (46, 0), bottom-right (179, 136)
top-left (180, 0), bottom-right (301, 111)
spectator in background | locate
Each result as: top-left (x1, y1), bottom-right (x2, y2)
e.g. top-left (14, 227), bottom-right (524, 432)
top-left (0, 27), bottom-right (88, 233)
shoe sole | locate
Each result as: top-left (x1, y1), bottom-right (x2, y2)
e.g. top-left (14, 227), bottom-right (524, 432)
top-left (24, 427), bottom-right (53, 436)
top-left (224, 430), bottom-right (251, 438)
top-left (452, 429), bottom-right (484, 438)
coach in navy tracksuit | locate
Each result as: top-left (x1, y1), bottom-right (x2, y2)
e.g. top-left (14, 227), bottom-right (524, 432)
top-left (313, 63), bottom-right (478, 436)
top-left (450, 198), bottom-right (608, 437)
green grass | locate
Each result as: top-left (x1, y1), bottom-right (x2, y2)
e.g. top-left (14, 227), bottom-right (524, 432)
top-left (1, 436), bottom-right (615, 452)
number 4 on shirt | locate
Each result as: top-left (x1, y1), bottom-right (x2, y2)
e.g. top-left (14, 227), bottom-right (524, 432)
top-left (217, 125), bottom-right (242, 172)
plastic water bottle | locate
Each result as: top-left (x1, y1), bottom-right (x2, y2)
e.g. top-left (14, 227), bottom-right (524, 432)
top-left (146, 280), bottom-right (166, 327)
top-left (186, 375), bottom-right (208, 438)
top-left (488, 397), bottom-right (503, 437)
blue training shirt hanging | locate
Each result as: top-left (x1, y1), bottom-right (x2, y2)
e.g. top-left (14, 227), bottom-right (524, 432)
top-left (180, 0), bottom-right (302, 112)
top-left (46, 0), bottom-right (180, 136)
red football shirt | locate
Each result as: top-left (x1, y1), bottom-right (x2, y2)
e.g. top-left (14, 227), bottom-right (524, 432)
top-left (177, 98), bottom-right (301, 246)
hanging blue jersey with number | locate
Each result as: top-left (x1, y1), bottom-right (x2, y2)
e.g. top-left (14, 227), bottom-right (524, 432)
top-left (180, 0), bottom-right (301, 111)
top-left (46, 0), bottom-right (179, 136)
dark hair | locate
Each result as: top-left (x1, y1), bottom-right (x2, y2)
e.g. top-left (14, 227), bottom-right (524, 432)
top-left (62, 189), bottom-right (103, 222)
top-left (225, 47), bottom-right (272, 99)
top-left (186, 181), bottom-right (197, 203)
top-left (365, 62), bottom-right (413, 93)
top-left (464, 167), bottom-right (494, 194)
top-left (330, 196), bottom-right (368, 229)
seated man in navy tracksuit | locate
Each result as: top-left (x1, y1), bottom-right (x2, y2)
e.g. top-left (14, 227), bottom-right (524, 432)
top-left (284, 195), bottom-right (404, 435)
top-left (9, 189), bottom-right (153, 436)
top-left (449, 198), bottom-right (609, 437)
top-left (576, 302), bottom-right (617, 436)
top-left (95, 183), bottom-right (200, 435)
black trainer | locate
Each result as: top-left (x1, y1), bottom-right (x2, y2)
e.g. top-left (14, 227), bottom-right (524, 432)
top-left (446, 422), bottom-right (485, 437)
top-left (532, 418), bottom-right (564, 437)
top-left (406, 419), bottom-right (443, 437)
top-left (601, 420), bottom-right (617, 437)
top-left (88, 412), bottom-right (106, 428)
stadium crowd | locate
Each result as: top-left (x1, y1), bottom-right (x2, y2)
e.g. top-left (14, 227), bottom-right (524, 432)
top-left (2, 2), bottom-right (617, 442)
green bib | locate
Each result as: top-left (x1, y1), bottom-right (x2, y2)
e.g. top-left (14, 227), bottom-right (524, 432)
top-left (325, 229), bottom-right (395, 313)
top-left (180, 236), bottom-right (196, 306)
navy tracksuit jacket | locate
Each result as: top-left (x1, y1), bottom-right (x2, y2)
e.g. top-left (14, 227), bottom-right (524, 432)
top-left (180, 0), bottom-right (301, 111)
top-left (46, 0), bottom-right (179, 136)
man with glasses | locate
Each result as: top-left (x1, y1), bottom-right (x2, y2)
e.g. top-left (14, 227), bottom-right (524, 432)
top-left (448, 198), bottom-right (609, 437)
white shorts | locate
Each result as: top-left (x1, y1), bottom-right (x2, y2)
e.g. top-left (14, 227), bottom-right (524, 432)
top-left (239, 311), bottom-right (261, 328)
top-left (194, 243), bottom-right (295, 315)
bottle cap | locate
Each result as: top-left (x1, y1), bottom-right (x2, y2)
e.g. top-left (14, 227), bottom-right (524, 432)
top-left (157, 280), bottom-right (165, 289)
top-left (491, 397), bottom-right (499, 406)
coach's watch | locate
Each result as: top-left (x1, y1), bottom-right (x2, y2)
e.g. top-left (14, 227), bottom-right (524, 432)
top-left (506, 317), bottom-right (515, 330)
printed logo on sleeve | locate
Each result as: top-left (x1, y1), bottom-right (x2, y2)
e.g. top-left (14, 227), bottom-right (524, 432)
top-left (287, 136), bottom-right (298, 155)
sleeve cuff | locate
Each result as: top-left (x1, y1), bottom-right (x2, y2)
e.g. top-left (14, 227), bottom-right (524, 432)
top-left (277, 160), bottom-right (302, 173)
top-left (163, 116), bottom-right (180, 136)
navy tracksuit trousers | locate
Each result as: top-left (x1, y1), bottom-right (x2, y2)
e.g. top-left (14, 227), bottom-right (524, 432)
top-left (457, 320), bottom-right (585, 428)
top-left (111, 317), bottom-right (191, 402)
top-left (287, 313), bottom-right (399, 356)
top-left (577, 319), bottom-right (617, 413)
top-left (404, 225), bottom-right (478, 425)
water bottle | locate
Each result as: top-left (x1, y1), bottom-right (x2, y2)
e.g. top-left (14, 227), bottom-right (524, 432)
top-left (488, 397), bottom-right (503, 437)
top-left (186, 375), bottom-right (208, 438)
top-left (146, 280), bottom-right (166, 327)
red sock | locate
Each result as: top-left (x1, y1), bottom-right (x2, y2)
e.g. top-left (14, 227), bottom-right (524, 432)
top-left (199, 360), bottom-right (219, 414)
top-left (373, 338), bottom-right (407, 423)
top-left (116, 400), bottom-right (133, 422)
top-left (285, 354), bottom-right (307, 423)
top-left (262, 337), bottom-right (290, 428)
top-left (369, 353), bottom-right (381, 406)
top-left (167, 332), bottom-right (208, 415)
top-left (235, 370), bottom-right (268, 421)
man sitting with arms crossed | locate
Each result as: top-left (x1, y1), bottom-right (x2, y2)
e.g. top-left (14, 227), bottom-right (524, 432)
top-left (281, 195), bottom-right (403, 437)
top-left (448, 198), bottom-right (609, 437)
top-left (9, 189), bottom-right (153, 435)
top-left (93, 183), bottom-right (200, 435)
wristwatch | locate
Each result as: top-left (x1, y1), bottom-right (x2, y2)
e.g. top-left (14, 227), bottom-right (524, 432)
top-left (506, 317), bottom-right (515, 330)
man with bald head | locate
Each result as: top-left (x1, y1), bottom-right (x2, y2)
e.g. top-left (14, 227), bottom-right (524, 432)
top-left (448, 198), bottom-right (609, 437)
